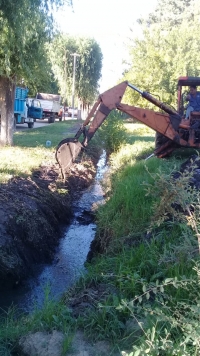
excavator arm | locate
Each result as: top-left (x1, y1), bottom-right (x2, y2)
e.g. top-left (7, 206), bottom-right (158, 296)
top-left (56, 81), bottom-right (200, 176)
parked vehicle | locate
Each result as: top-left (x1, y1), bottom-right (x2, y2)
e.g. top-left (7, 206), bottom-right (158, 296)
top-left (67, 107), bottom-right (78, 117)
top-left (36, 93), bottom-right (61, 123)
top-left (14, 87), bottom-right (43, 128)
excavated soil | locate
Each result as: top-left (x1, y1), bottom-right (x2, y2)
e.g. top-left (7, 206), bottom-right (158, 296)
top-left (0, 150), bottom-right (98, 290)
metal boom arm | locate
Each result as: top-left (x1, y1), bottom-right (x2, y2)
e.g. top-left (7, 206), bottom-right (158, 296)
top-left (55, 81), bottom-right (191, 176)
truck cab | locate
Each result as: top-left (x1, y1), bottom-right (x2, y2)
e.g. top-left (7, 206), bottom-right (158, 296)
top-left (14, 87), bottom-right (43, 128)
top-left (27, 98), bottom-right (43, 123)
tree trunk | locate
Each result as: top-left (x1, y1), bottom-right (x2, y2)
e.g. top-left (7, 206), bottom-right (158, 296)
top-left (0, 77), bottom-right (15, 146)
top-left (77, 98), bottom-right (82, 120)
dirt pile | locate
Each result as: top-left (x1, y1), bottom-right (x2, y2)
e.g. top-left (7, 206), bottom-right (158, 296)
top-left (0, 158), bottom-right (96, 290)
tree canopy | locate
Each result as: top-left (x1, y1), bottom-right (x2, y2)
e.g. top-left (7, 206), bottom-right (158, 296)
top-left (145, 0), bottom-right (197, 27)
top-left (48, 34), bottom-right (103, 106)
top-left (121, 0), bottom-right (200, 109)
top-left (0, 0), bottom-right (71, 144)
top-left (0, 0), bottom-right (72, 87)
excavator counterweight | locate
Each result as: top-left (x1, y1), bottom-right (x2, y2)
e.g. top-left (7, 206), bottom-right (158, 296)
top-left (56, 79), bottom-right (200, 177)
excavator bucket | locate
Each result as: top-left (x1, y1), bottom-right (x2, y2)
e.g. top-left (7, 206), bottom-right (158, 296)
top-left (55, 138), bottom-right (83, 177)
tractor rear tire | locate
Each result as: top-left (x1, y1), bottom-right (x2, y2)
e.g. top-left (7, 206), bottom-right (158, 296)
top-left (155, 132), bottom-right (170, 150)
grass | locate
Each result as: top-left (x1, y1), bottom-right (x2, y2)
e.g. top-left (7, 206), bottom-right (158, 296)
top-left (14, 120), bottom-right (81, 148)
top-left (72, 119), bottom-right (200, 353)
top-left (0, 288), bottom-right (75, 355)
top-left (95, 130), bottom-right (182, 244)
top-left (1, 116), bottom-right (200, 355)
top-left (0, 120), bottom-right (81, 183)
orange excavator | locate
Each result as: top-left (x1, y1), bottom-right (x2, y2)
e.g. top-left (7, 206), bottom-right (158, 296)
top-left (56, 76), bottom-right (200, 176)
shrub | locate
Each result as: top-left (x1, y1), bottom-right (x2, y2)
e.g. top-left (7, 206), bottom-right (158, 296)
top-left (98, 110), bottom-right (128, 154)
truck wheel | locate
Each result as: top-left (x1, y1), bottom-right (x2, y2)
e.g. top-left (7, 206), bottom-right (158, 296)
top-left (28, 122), bottom-right (34, 129)
top-left (48, 114), bottom-right (55, 123)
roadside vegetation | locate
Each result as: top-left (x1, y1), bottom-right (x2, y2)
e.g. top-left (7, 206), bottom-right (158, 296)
top-left (0, 115), bottom-right (200, 355)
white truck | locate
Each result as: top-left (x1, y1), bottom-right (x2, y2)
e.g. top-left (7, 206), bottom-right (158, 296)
top-left (35, 93), bottom-right (61, 123)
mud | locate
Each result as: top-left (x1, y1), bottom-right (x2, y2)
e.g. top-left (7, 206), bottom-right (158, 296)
top-left (0, 153), bottom-right (98, 290)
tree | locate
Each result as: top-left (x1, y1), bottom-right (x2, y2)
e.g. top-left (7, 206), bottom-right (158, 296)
top-left (144, 0), bottom-right (198, 27)
top-left (121, 0), bottom-right (200, 109)
top-left (75, 37), bottom-right (103, 105)
top-left (49, 34), bottom-right (103, 115)
top-left (0, 0), bottom-right (72, 145)
top-left (48, 34), bottom-right (78, 104)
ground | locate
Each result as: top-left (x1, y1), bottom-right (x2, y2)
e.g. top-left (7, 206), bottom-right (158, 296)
top-left (0, 125), bottom-right (118, 355)
top-left (18, 330), bottom-right (121, 356)
top-left (0, 149), bottom-right (98, 290)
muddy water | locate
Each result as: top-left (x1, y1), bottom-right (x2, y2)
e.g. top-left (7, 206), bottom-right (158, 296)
top-left (0, 151), bottom-right (107, 313)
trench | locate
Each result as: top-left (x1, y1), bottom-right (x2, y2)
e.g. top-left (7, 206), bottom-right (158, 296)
top-left (0, 151), bottom-right (108, 313)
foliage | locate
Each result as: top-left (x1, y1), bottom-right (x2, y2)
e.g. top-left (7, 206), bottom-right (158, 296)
top-left (1, 122), bottom-right (200, 355)
top-left (141, 0), bottom-right (198, 28)
top-left (74, 132), bottom-right (200, 354)
top-left (95, 128), bottom-right (174, 248)
top-left (0, 285), bottom-right (75, 355)
top-left (98, 111), bottom-right (128, 154)
top-left (0, 0), bottom-right (72, 146)
top-left (119, 263), bottom-right (200, 355)
top-left (145, 158), bottom-right (200, 232)
top-left (76, 37), bottom-right (103, 103)
top-left (122, 0), bottom-right (200, 109)
top-left (75, 228), bottom-right (200, 353)
top-left (48, 34), bottom-right (103, 105)
top-left (0, 0), bottom-right (71, 83)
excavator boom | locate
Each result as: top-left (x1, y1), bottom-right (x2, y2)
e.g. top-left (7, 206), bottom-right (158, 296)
top-left (56, 81), bottom-right (200, 176)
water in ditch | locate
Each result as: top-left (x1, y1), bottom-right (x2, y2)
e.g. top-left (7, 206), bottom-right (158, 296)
top-left (0, 151), bottom-right (107, 313)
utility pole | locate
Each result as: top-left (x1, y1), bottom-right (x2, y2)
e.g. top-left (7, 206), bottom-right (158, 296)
top-left (71, 53), bottom-right (80, 119)
top-left (63, 48), bottom-right (67, 121)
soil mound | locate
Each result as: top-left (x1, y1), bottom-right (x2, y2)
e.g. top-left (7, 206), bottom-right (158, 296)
top-left (0, 159), bottom-right (96, 290)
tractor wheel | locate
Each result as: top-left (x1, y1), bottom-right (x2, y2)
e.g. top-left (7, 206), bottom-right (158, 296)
top-left (155, 132), bottom-right (170, 150)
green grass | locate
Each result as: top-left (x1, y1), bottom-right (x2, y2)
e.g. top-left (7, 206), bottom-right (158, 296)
top-left (1, 117), bottom-right (200, 355)
top-left (14, 120), bottom-right (81, 148)
top-left (96, 143), bottom-right (181, 244)
top-left (0, 120), bottom-right (81, 183)
top-left (72, 120), bottom-right (200, 353)
top-left (0, 286), bottom-right (75, 355)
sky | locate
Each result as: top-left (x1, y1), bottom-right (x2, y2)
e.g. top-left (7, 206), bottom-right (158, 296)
top-left (55, 0), bottom-right (158, 92)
